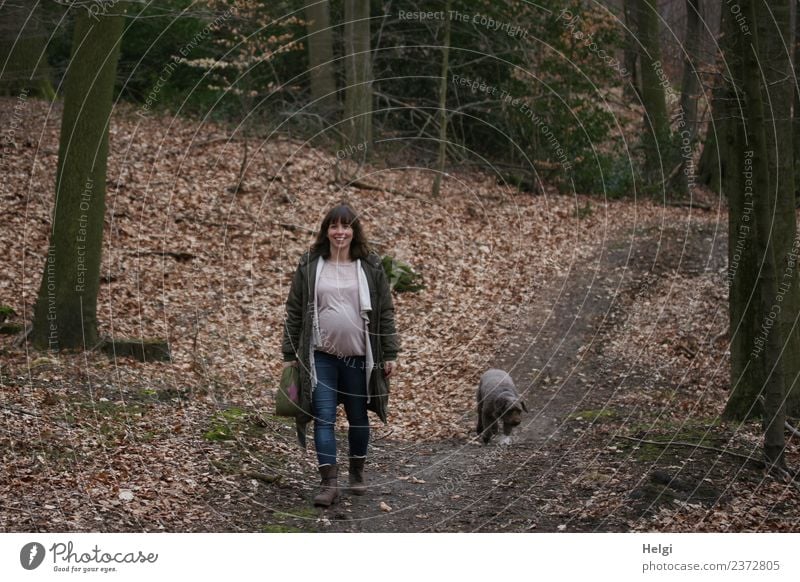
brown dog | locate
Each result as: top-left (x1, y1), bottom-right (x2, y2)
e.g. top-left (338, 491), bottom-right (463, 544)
top-left (476, 369), bottom-right (528, 445)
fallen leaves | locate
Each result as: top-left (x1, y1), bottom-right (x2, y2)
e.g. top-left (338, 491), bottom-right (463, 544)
top-left (2, 97), bottom-right (796, 533)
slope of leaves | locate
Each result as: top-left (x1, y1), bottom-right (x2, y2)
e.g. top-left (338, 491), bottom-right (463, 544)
top-left (1, 96), bottom-right (648, 438)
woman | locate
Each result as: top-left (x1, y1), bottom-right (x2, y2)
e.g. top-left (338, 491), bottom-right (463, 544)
top-left (282, 203), bottom-right (399, 507)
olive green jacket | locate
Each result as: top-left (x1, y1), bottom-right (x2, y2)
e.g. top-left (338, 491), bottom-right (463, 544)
top-left (282, 251), bottom-right (400, 445)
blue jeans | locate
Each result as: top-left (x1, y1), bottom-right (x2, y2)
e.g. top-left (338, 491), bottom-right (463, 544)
top-left (312, 350), bottom-right (370, 466)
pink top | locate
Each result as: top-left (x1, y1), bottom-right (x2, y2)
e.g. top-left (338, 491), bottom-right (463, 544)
top-left (316, 260), bottom-right (367, 357)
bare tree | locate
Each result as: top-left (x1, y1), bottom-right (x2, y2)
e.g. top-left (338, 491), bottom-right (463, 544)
top-left (679, 0), bottom-right (702, 141)
top-left (724, 0), bottom-right (798, 471)
top-left (305, 0), bottom-right (337, 115)
top-left (31, 5), bottom-right (126, 350)
top-left (343, 0), bottom-right (372, 148)
top-left (635, 0), bottom-right (672, 186)
top-left (431, 0), bottom-right (452, 198)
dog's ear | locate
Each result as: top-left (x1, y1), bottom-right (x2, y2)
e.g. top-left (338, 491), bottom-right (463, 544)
top-left (520, 400), bottom-right (528, 413)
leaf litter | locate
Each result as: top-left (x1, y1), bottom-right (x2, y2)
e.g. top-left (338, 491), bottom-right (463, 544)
top-left (1, 98), bottom-right (797, 532)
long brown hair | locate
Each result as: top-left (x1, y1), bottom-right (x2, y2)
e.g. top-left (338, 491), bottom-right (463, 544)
top-left (310, 203), bottom-right (369, 259)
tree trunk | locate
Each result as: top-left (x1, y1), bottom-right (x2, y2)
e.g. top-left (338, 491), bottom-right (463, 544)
top-left (697, 120), bottom-right (721, 193)
top-left (721, 4), bottom-right (757, 423)
top-left (725, 0), bottom-right (800, 426)
top-left (30, 7), bottom-right (126, 351)
top-left (740, 0), bottom-right (787, 469)
top-left (305, 0), bottom-right (337, 115)
top-left (343, 0), bottom-right (372, 149)
top-left (431, 0), bottom-right (452, 198)
top-left (679, 0), bottom-right (702, 142)
top-left (794, 0), bottom-right (800, 199)
top-left (758, 0), bottom-right (800, 418)
top-left (696, 2), bottom-right (728, 195)
top-left (622, 0), bottom-right (641, 100)
top-left (635, 0), bottom-right (672, 186)
top-left (672, 0), bottom-right (703, 196)
top-left (724, 0), bottom-right (788, 469)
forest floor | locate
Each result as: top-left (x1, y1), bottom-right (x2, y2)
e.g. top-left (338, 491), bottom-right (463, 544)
top-left (2, 97), bottom-right (799, 533)
top-left (220, 220), bottom-right (800, 533)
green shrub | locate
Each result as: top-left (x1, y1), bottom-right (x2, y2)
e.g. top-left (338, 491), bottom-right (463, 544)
top-left (381, 256), bottom-right (424, 293)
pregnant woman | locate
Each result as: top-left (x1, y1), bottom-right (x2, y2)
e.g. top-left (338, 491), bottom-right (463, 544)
top-left (282, 203), bottom-right (400, 507)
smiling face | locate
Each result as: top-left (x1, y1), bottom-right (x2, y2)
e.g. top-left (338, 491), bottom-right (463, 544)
top-left (312, 203), bottom-right (368, 260)
top-left (327, 220), bottom-right (354, 259)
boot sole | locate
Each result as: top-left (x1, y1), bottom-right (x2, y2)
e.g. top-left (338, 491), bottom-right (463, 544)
top-left (313, 494), bottom-right (340, 507)
top-left (348, 483), bottom-right (366, 495)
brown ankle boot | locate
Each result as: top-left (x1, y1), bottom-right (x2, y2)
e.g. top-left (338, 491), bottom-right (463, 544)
top-left (313, 464), bottom-right (339, 507)
top-left (348, 457), bottom-right (366, 495)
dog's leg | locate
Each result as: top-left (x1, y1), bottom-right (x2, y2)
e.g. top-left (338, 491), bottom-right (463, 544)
top-left (499, 424), bottom-right (511, 445)
top-left (488, 420), bottom-right (499, 444)
top-left (481, 410), bottom-right (494, 445)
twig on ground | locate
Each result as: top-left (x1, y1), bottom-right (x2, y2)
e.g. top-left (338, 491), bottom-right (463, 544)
top-left (615, 435), bottom-right (764, 466)
top-left (188, 136), bottom-right (240, 149)
top-left (242, 470), bottom-right (282, 484)
top-left (0, 504), bottom-right (34, 515)
top-left (13, 324), bottom-right (32, 347)
top-left (276, 221), bottom-right (316, 235)
top-left (666, 200), bottom-right (712, 210)
top-left (340, 178), bottom-right (424, 202)
top-left (1, 404), bottom-right (40, 418)
top-left (128, 250), bottom-right (196, 262)
top-left (710, 327), bottom-right (728, 347)
top-left (370, 427), bottom-right (395, 442)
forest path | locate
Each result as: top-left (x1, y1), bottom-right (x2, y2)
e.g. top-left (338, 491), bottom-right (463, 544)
top-left (266, 219), bottom-right (724, 532)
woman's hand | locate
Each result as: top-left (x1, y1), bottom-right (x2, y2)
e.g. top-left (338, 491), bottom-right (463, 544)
top-left (282, 361), bottom-right (298, 369)
top-left (383, 360), bottom-right (397, 378)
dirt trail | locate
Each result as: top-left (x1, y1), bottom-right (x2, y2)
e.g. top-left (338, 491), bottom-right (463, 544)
top-left (271, 221), bottom-right (724, 532)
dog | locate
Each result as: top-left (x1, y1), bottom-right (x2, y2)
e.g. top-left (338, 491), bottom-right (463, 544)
top-left (476, 369), bottom-right (528, 445)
